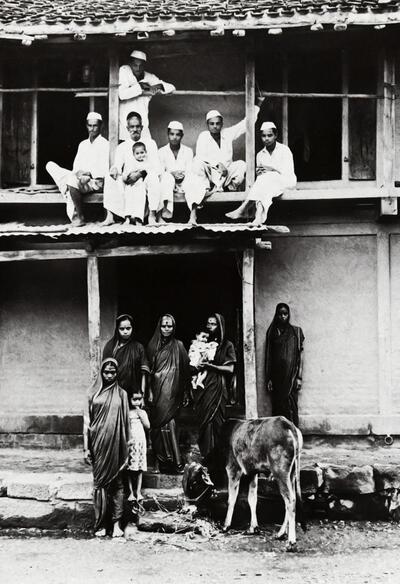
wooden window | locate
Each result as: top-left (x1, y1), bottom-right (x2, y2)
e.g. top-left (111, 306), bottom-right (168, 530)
top-left (256, 46), bottom-right (379, 188)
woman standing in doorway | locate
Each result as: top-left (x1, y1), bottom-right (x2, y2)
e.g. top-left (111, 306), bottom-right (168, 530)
top-left (147, 314), bottom-right (190, 473)
top-left (265, 303), bottom-right (304, 427)
top-left (83, 358), bottom-right (130, 538)
top-left (193, 313), bottom-right (236, 465)
top-left (103, 314), bottom-right (150, 399)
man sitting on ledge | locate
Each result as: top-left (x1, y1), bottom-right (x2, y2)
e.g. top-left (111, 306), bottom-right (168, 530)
top-left (46, 112), bottom-right (109, 227)
top-left (226, 121), bottom-right (296, 225)
top-left (193, 100), bottom-right (261, 196)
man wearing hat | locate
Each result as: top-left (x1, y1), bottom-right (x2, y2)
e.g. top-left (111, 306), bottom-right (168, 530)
top-left (226, 121), bottom-right (296, 224)
top-left (158, 121), bottom-right (206, 224)
top-left (46, 112), bottom-right (109, 226)
top-left (119, 49), bottom-right (175, 141)
top-left (193, 102), bottom-right (261, 194)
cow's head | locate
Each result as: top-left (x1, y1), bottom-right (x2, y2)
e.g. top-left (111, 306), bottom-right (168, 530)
top-left (182, 462), bottom-right (215, 504)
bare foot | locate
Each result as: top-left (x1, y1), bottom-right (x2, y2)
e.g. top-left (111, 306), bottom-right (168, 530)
top-left (188, 209), bottom-right (198, 225)
top-left (94, 528), bottom-right (106, 538)
top-left (148, 211), bottom-right (157, 226)
top-left (127, 493), bottom-right (136, 502)
top-left (101, 211), bottom-right (115, 226)
top-left (225, 209), bottom-right (242, 220)
top-left (112, 523), bottom-right (124, 538)
top-left (136, 493), bottom-right (143, 503)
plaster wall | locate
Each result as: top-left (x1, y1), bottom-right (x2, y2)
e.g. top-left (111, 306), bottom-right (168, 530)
top-left (255, 233), bottom-right (379, 422)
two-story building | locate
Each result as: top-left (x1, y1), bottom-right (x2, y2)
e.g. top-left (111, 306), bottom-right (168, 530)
top-left (1, 0), bottom-right (400, 448)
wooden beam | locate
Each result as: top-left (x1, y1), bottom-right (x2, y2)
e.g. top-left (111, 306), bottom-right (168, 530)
top-left (108, 50), bottom-right (119, 166)
top-left (245, 44), bottom-right (256, 190)
top-left (242, 248), bottom-right (258, 419)
top-left (377, 49), bottom-right (397, 216)
top-left (0, 249), bottom-right (89, 262)
top-left (87, 255), bottom-right (101, 383)
top-left (30, 69), bottom-right (38, 186)
top-left (341, 50), bottom-right (349, 183)
top-left (377, 231), bottom-right (392, 415)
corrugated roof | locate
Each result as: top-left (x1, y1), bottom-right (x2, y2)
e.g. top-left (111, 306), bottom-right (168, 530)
top-left (0, 221), bottom-right (285, 238)
top-left (0, 0), bottom-right (398, 37)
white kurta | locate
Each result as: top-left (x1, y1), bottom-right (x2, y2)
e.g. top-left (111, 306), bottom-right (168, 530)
top-left (119, 67), bottom-right (175, 140)
top-left (46, 135), bottom-right (109, 221)
top-left (103, 137), bottom-right (161, 218)
top-left (158, 143), bottom-right (206, 211)
top-left (229, 142), bottom-right (296, 223)
top-left (72, 135), bottom-right (109, 178)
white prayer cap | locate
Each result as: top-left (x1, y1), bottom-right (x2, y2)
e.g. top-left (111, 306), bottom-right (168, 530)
top-left (260, 121), bottom-right (277, 131)
top-left (206, 109), bottom-right (223, 121)
top-left (130, 49), bottom-right (147, 61)
top-left (86, 112), bottom-right (102, 122)
top-left (168, 120), bottom-right (184, 131)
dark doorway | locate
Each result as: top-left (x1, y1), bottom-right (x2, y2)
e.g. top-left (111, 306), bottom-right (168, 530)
top-left (37, 94), bottom-right (89, 184)
top-left (116, 252), bottom-right (245, 410)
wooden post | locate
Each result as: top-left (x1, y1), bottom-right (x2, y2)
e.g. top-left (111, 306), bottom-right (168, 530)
top-left (245, 42), bottom-right (256, 190)
top-left (341, 50), bottom-right (349, 183)
top-left (282, 52), bottom-right (289, 145)
top-left (377, 231), bottom-right (392, 414)
top-left (108, 50), bottom-right (119, 166)
top-left (242, 248), bottom-right (258, 419)
top-left (87, 255), bottom-right (101, 383)
top-left (0, 60), bottom-right (3, 188)
top-left (377, 49), bottom-right (397, 215)
top-left (30, 68), bottom-right (38, 186)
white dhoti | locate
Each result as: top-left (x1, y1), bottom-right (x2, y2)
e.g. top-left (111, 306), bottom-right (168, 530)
top-left (46, 161), bottom-right (102, 222)
top-left (193, 158), bottom-right (246, 192)
top-left (160, 172), bottom-right (207, 216)
top-left (227, 172), bottom-right (291, 223)
top-left (104, 173), bottom-right (160, 221)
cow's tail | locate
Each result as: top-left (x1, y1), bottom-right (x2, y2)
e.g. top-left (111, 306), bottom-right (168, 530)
top-left (292, 426), bottom-right (307, 532)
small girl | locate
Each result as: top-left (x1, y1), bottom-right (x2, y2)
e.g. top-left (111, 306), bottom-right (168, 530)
top-left (123, 142), bottom-right (150, 225)
top-left (127, 391), bottom-right (150, 503)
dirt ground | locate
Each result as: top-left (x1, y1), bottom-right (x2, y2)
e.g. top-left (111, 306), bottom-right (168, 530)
top-left (0, 521), bottom-right (399, 584)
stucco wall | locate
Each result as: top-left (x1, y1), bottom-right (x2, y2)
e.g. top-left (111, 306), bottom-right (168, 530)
top-left (0, 259), bottom-right (116, 415)
top-left (255, 234), bottom-right (379, 422)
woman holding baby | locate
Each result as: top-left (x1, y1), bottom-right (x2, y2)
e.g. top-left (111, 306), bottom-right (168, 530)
top-left (193, 313), bottom-right (236, 466)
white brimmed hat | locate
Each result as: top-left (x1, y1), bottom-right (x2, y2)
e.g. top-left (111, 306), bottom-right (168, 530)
top-left (206, 109), bottom-right (223, 121)
top-left (86, 112), bottom-right (102, 122)
top-left (130, 49), bottom-right (147, 61)
top-left (168, 121), bottom-right (184, 131)
top-left (260, 121), bottom-right (277, 131)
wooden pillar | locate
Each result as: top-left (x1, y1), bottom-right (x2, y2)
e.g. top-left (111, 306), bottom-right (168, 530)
top-left (0, 60), bottom-right (3, 188)
top-left (377, 231), bottom-right (392, 415)
top-left (242, 248), bottom-right (258, 418)
top-left (30, 67), bottom-right (38, 186)
top-left (245, 42), bottom-right (256, 190)
top-left (282, 52), bottom-right (289, 145)
top-left (341, 50), bottom-right (349, 183)
top-left (87, 255), bottom-right (101, 383)
top-left (377, 49), bottom-right (397, 215)
top-left (108, 50), bottom-right (119, 165)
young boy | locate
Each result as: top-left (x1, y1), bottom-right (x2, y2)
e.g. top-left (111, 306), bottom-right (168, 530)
top-left (188, 331), bottom-right (219, 390)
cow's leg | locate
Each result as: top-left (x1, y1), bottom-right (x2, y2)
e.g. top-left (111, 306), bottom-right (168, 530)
top-left (246, 474), bottom-right (259, 535)
top-left (276, 475), bottom-right (297, 548)
top-left (223, 465), bottom-right (242, 532)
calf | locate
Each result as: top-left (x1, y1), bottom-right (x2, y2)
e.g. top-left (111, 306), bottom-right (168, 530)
top-left (223, 416), bottom-right (305, 547)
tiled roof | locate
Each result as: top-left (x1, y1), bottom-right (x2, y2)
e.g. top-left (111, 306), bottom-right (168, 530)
top-left (0, 221), bottom-right (286, 238)
top-left (0, 0), bottom-right (399, 37)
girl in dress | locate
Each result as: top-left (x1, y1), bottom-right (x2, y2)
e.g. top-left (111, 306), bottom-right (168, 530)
top-left (127, 391), bottom-right (150, 502)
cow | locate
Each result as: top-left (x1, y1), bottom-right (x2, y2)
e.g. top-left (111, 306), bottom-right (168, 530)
top-left (183, 416), bottom-right (305, 548)
top-left (222, 416), bottom-right (305, 548)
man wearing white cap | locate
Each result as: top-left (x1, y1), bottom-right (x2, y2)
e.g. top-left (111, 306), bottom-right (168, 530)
top-left (158, 121), bottom-right (206, 224)
top-left (46, 112), bottom-right (109, 226)
top-left (226, 121), bottom-right (296, 224)
top-left (103, 111), bottom-right (161, 225)
top-left (193, 102), bottom-right (261, 194)
top-left (119, 49), bottom-right (175, 141)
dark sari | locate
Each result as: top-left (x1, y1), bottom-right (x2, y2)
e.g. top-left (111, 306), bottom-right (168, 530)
top-left (87, 358), bottom-right (130, 532)
top-left (147, 314), bottom-right (190, 470)
top-left (265, 303), bottom-right (304, 427)
top-left (103, 314), bottom-right (150, 398)
top-left (194, 313), bottom-right (236, 463)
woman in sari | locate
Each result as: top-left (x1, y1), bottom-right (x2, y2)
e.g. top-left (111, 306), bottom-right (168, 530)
top-left (83, 358), bottom-right (130, 538)
top-left (147, 314), bottom-right (190, 474)
top-left (193, 313), bottom-right (236, 465)
top-left (103, 314), bottom-right (150, 399)
top-left (265, 303), bottom-right (304, 427)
